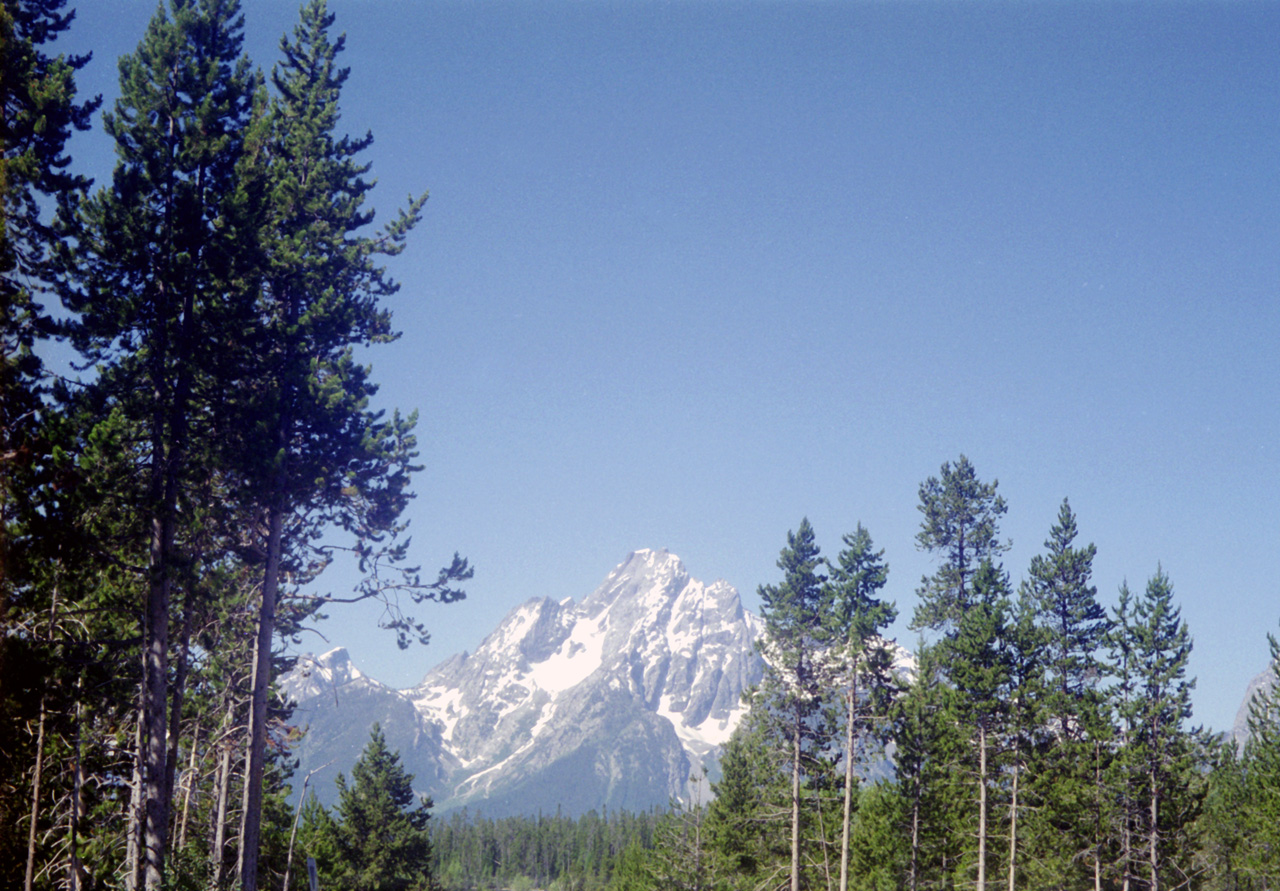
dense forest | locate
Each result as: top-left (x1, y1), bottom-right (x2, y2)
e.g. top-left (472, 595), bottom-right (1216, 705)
top-left (2, 1), bottom-right (468, 889)
top-left (2, 2), bottom-right (1279, 891)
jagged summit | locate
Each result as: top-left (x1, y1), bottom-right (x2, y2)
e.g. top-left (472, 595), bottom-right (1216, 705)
top-left (285, 550), bottom-right (765, 816)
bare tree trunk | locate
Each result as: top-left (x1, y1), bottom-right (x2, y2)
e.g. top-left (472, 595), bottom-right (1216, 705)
top-left (908, 785), bottom-right (921, 891)
top-left (283, 761), bottom-right (333, 891)
top-left (1006, 757), bottom-right (1017, 891)
top-left (977, 721), bottom-right (986, 891)
top-left (791, 702), bottom-right (802, 891)
top-left (179, 721), bottom-right (201, 849)
top-left (211, 700), bottom-right (237, 891)
top-left (142, 507), bottom-right (174, 891)
top-left (127, 710), bottom-right (144, 891)
top-left (839, 682), bottom-right (855, 891)
top-left (23, 690), bottom-right (48, 891)
top-left (239, 503), bottom-right (284, 891)
top-left (70, 692), bottom-right (85, 891)
top-left (166, 598), bottom-right (194, 826)
top-left (1148, 770), bottom-right (1159, 891)
top-left (1094, 741), bottom-right (1103, 891)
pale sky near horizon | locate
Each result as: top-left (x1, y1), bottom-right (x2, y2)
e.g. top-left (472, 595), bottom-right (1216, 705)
top-left (56, 0), bottom-right (1279, 735)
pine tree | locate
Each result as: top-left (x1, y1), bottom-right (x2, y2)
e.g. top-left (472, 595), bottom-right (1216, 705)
top-left (1020, 499), bottom-right (1111, 888)
top-left (0, 5), bottom-right (96, 880)
top-left (823, 524), bottom-right (897, 891)
top-left (891, 642), bottom-right (963, 891)
top-left (943, 559), bottom-right (1013, 891)
top-left (845, 783), bottom-right (906, 891)
top-left (705, 709), bottom-right (786, 890)
top-left (233, 3), bottom-right (468, 885)
top-left (1113, 569), bottom-right (1203, 891)
top-left (1239, 624), bottom-right (1280, 884)
top-left (306, 724), bottom-right (435, 891)
top-left (756, 519), bottom-right (829, 891)
top-left (59, 1), bottom-right (260, 886)
top-left (911, 455), bottom-right (1008, 633)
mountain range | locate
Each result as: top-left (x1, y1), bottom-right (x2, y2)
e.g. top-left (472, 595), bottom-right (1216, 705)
top-left (282, 549), bottom-right (766, 816)
top-left (285, 547), bottom-right (1270, 817)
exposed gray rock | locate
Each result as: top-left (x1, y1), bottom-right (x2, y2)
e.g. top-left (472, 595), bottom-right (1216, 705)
top-left (284, 549), bottom-right (766, 815)
top-left (1232, 662), bottom-right (1278, 747)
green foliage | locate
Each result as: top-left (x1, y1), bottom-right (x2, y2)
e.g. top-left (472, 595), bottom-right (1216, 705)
top-left (705, 708), bottom-right (787, 887)
top-left (911, 455), bottom-right (1008, 632)
top-left (845, 783), bottom-right (906, 891)
top-left (1109, 568), bottom-right (1205, 891)
top-left (305, 725), bottom-right (435, 891)
top-left (1238, 624), bottom-right (1280, 883)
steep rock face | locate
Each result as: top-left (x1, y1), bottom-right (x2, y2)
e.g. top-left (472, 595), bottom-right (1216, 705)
top-left (286, 549), bottom-right (766, 815)
top-left (1233, 663), bottom-right (1278, 747)
top-left (281, 648), bottom-right (453, 796)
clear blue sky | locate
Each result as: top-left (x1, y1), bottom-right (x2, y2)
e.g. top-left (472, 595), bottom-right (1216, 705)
top-left (60, 0), bottom-right (1279, 734)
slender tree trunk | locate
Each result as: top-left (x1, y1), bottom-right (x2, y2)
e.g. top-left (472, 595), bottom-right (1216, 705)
top-left (977, 721), bottom-right (986, 891)
top-left (70, 693), bottom-right (84, 891)
top-left (839, 681), bottom-right (856, 891)
top-left (1007, 757), bottom-right (1017, 891)
top-left (127, 709), bottom-right (144, 891)
top-left (166, 599), bottom-right (193, 812)
top-left (1093, 740), bottom-right (1102, 891)
top-left (211, 700), bottom-right (236, 890)
top-left (179, 721), bottom-right (200, 849)
top-left (239, 503), bottom-right (285, 891)
top-left (908, 782), bottom-right (921, 891)
top-left (1148, 767), bottom-right (1159, 891)
top-left (143, 507), bottom-right (173, 891)
top-left (23, 690), bottom-right (48, 891)
top-left (791, 702), bottom-right (802, 891)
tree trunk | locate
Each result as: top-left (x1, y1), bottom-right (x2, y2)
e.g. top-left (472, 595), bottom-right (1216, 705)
top-left (70, 691), bottom-right (85, 891)
top-left (165, 598), bottom-right (194, 819)
top-left (839, 681), bottom-right (856, 891)
top-left (977, 720), bottom-right (986, 891)
top-left (1093, 741), bottom-right (1103, 891)
top-left (178, 721), bottom-right (200, 849)
top-left (908, 782), bottom-right (921, 891)
top-left (238, 503), bottom-right (285, 891)
top-left (127, 710), bottom-right (144, 891)
top-left (791, 702), bottom-right (802, 891)
top-left (23, 690), bottom-right (48, 891)
top-left (1007, 756), bottom-right (1017, 891)
top-left (1148, 768), bottom-right (1159, 891)
top-left (211, 700), bottom-right (236, 890)
top-left (143, 508), bottom-right (173, 891)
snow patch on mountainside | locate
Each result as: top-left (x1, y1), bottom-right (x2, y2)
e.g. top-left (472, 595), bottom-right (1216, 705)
top-left (527, 606), bottom-right (608, 694)
top-left (286, 549), bottom-right (792, 815)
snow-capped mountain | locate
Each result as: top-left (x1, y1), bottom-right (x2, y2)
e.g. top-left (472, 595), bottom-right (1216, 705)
top-left (283, 549), bottom-right (766, 816)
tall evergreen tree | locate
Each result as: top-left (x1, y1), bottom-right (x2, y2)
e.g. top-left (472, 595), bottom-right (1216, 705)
top-left (233, 3), bottom-right (469, 886)
top-left (1113, 569), bottom-right (1202, 891)
top-left (943, 559), bottom-right (1013, 891)
top-left (911, 455), bottom-right (1008, 634)
top-left (891, 642), bottom-right (963, 891)
top-left (305, 724), bottom-right (436, 891)
top-left (1020, 499), bottom-right (1111, 888)
top-left (823, 525), bottom-right (897, 891)
top-left (58, 1), bottom-right (260, 886)
top-left (705, 708), bottom-right (786, 891)
top-left (0, 3), bottom-right (97, 887)
top-left (756, 519), bottom-right (828, 891)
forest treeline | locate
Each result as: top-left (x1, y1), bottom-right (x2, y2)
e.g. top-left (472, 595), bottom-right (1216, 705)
top-left (608, 459), bottom-right (1280, 891)
top-left (3, 2), bottom-right (1280, 891)
top-left (2, 1), bottom-right (468, 890)
top-left (425, 463), bottom-right (1280, 891)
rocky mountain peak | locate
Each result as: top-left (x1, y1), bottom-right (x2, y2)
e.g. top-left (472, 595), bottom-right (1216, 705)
top-left (287, 550), bottom-right (766, 816)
